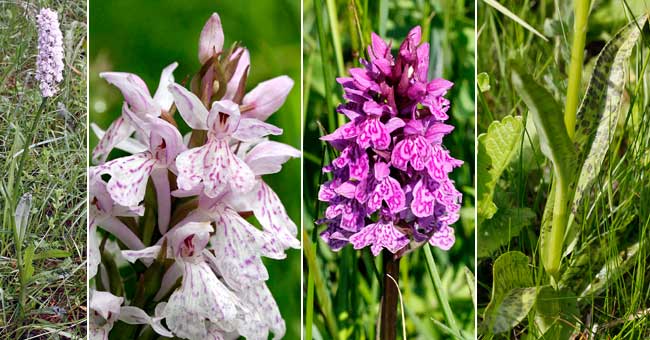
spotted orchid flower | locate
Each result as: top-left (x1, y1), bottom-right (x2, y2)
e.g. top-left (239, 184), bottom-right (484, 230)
top-left (89, 290), bottom-right (172, 340)
top-left (318, 26), bottom-right (463, 256)
top-left (91, 114), bottom-right (185, 233)
top-left (169, 83), bottom-right (282, 198)
top-left (92, 63), bottom-right (178, 163)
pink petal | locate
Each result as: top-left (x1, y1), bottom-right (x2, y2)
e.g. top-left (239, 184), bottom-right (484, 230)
top-left (208, 99), bottom-right (241, 136)
top-left (251, 181), bottom-right (300, 249)
top-left (164, 261), bottom-right (238, 339)
top-left (95, 153), bottom-right (156, 207)
top-left (411, 178), bottom-right (437, 217)
top-left (168, 83), bottom-right (209, 130)
top-left (92, 117), bottom-right (136, 164)
top-left (232, 118), bottom-right (282, 142)
top-left (429, 225), bottom-right (455, 250)
top-left (223, 47), bottom-right (251, 101)
top-left (198, 13), bottom-right (225, 64)
top-left (349, 221), bottom-right (409, 256)
top-left (151, 168), bottom-right (171, 234)
top-left (167, 221), bottom-right (212, 258)
top-left (91, 122), bottom-right (147, 157)
top-left (176, 140), bottom-right (256, 198)
top-left (100, 72), bottom-right (156, 113)
top-left (97, 215), bottom-right (145, 251)
top-left (236, 282), bottom-right (286, 339)
top-left (121, 245), bottom-right (161, 264)
top-left (245, 141), bottom-right (300, 176)
top-left (152, 62), bottom-right (178, 111)
top-left (320, 121), bottom-right (358, 141)
top-left (212, 207), bottom-right (284, 290)
top-left (242, 75), bottom-right (293, 121)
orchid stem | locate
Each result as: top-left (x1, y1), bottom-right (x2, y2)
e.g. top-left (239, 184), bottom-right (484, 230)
top-left (380, 251), bottom-right (400, 340)
top-left (564, 0), bottom-right (590, 139)
top-left (13, 96), bottom-right (47, 320)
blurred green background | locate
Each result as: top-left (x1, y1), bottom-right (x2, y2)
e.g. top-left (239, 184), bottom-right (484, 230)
top-left (303, 0), bottom-right (475, 338)
top-left (89, 1), bottom-right (301, 338)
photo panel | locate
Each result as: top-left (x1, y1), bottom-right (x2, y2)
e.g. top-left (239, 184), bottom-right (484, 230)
top-left (88, 1), bottom-right (301, 339)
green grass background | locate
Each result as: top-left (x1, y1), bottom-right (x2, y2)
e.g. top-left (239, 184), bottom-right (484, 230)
top-left (89, 1), bottom-right (302, 338)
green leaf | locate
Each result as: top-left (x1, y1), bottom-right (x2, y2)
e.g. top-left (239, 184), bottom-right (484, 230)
top-left (567, 15), bottom-right (648, 248)
top-left (478, 207), bottom-right (536, 258)
top-left (483, 251), bottom-right (537, 334)
top-left (22, 245), bottom-right (35, 283)
top-left (477, 72), bottom-right (491, 92)
top-left (534, 286), bottom-right (579, 339)
top-left (33, 249), bottom-right (72, 261)
top-left (477, 116), bottom-right (524, 222)
top-left (511, 67), bottom-right (577, 187)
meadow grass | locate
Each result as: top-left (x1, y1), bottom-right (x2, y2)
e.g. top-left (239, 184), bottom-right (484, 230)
top-left (0, 0), bottom-right (87, 338)
top-left (477, 0), bottom-right (650, 338)
top-left (303, 0), bottom-right (476, 338)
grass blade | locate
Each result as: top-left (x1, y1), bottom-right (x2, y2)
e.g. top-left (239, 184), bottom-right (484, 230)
top-left (481, 0), bottom-right (548, 42)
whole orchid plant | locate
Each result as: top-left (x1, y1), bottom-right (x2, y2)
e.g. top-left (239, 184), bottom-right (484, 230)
top-left (316, 26), bottom-right (463, 337)
top-left (1, 8), bottom-right (67, 321)
top-left (88, 12), bottom-right (299, 340)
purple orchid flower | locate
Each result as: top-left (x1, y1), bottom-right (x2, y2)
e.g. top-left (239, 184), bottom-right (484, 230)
top-left (317, 26), bottom-right (463, 256)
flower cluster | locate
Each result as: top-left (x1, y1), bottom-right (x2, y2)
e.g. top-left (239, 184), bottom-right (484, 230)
top-left (35, 8), bottom-right (64, 97)
top-left (318, 27), bottom-right (462, 256)
top-left (88, 13), bottom-right (299, 340)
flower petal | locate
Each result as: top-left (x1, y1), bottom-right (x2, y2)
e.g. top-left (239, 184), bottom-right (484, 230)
top-left (212, 207), bottom-right (284, 290)
top-left (164, 261), bottom-right (238, 339)
top-left (242, 75), bottom-right (293, 121)
top-left (349, 221), bottom-right (409, 256)
top-left (119, 306), bottom-right (173, 338)
top-left (168, 83), bottom-right (209, 130)
top-left (152, 62), bottom-right (178, 111)
top-left (95, 153), bottom-right (156, 207)
top-left (245, 141), bottom-right (300, 176)
top-left (236, 282), bottom-right (286, 340)
top-left (232, 118), bottom-right (282, 142)
top-left (176, 140), bottom-right (255, 198)
top-left (121, 245), bottom-right (161, 264)
top-left (223, 47), bottom-right (250, 101)
top-left (250, 181), bottom-right (300, 249)
top-left (208, 99), bottom-right (242, 136)
top-left (198, 13), bottom-right (225, 64)
top-left (100, 72), bottom-right (156, 114)
top-left (91, 117), bottom-right (136, 164)
top-left (428, 225), bottom-right (455, 250)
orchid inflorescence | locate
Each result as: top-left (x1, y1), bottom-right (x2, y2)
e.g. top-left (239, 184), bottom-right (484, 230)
top-left (88, 12), bottom-right (299, 340)
top-left (318, 26), bottom-right (462, 257)
top-left (35, 7), bottom-right (64, 98)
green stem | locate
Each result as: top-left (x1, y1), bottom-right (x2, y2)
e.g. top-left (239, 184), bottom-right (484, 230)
top-left (546, 177), bottom-right (570, 284)
top-left (424, 245), bottom-right (461, 337)
top-left (14, 97), bottom-right (47, 199)
top-left (564, 0), bottom-right (590, 139)
top-left (13, 96), bottom-right (47, 319)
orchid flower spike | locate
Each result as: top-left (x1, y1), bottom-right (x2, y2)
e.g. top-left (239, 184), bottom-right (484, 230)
top-left (35, 8), bottom-right (64, 97)
top-left (318, 27), bottom-right (463, 256)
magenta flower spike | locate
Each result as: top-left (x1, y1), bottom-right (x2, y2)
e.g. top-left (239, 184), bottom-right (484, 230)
top-left (36, 8), bottom-right (64, 97)
top-left (89, 11), bottom-right (299, 340)
top-left (318, 27), bottom-right (463, 256)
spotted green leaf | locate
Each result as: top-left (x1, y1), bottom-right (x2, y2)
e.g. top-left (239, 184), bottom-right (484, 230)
top-left (566, 15), bottom-right (648, 251)
top-left (483, 251), bottom-right (537, 334)
top-left (534, 286), bottom-right (579, 339)
top-left (477, 116), bottom-right (524, 222)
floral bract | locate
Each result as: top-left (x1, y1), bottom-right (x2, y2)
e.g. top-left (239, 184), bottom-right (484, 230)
top-left (318, 26), bottom-right (462, 256)
top-left (89, 12), bottom-right (298, 340)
